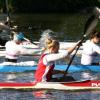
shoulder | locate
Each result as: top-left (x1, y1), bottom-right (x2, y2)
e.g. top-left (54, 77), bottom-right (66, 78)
top-left (93, 43), bottom-right (100, 49)
top-left (5, 41), bottom-right (12, 45)
top-left (83, 40), bottom-right (93, 47)
top-left (5, 40), bottom-right (16, 46)
top-left (85, 40), bottom-right (91, 44)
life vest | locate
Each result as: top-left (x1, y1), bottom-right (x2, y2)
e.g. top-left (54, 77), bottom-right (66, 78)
top-left (34, 54), bottom-right (54, 82)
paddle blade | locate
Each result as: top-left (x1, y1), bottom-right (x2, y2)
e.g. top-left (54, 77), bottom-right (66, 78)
top-left (84, 15), bottom-right (98, 37)
top-left (93, 7), bottom-right (100, 18)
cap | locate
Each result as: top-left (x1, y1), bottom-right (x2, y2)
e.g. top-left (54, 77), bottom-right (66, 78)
top-left (17, 32), bottom-right (25, 40)
top-left (14, 32), bottom-right (25, 41)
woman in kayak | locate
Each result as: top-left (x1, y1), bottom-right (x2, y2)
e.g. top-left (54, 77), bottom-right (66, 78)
top-left (81, 30), bottom-right (100, 65)
top-left (5, 32), bottom-right (38, 64)
top-left (34, 29), bottom-right (80, 82)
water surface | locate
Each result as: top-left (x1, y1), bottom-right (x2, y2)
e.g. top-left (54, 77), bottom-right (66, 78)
top-left (0, 13), bottom-right (100, 100)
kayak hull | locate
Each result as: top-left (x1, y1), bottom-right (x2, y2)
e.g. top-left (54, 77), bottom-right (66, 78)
top-left (0, 80), bottom-right (100, 90)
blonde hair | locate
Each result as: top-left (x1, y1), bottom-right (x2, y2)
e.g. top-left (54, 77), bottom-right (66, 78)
top-left (45, 39), bottom-right (59, 50)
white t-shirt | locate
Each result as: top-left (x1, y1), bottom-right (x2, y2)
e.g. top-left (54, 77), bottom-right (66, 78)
top-left (5, 41), bottom-right (36, 59)
top-left (5, 41), bottom-right (24, 59)
top-left (43, 50), bottom-right (68, 66)
top-left (81, 40), bottom-right (100, 65)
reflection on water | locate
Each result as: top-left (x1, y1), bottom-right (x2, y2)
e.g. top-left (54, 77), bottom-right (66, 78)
top-left (33, 90), bottom-right (52, 99)
top-left (0, 89), bottom-right (100, 100)
top-left (0, 71), bottom-right (99, 100)
top-left (0, 73), bottom-right (34, 82)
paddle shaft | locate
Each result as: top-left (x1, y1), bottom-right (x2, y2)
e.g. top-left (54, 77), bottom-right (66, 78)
top-left (62, 37), bottom-right (84, 78)
top-left (5, 0), bottom-right (11, 26)
top-left (5, 0), bottom-right (38, 44)
top-left (30, 40), bottom-right (38, 45)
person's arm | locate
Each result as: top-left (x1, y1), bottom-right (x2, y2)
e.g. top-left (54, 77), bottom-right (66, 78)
top-left (67, 41), bottom-right (81, 55)
top-left (18, 45), bottom-right (42, 55)
top-left (44, 51), bottom-right (68, 63)
top-left (43, 41), bottom-right (81, 63)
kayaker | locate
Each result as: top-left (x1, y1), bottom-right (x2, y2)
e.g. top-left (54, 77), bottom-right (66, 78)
top-left (4, 32), bottom-right (38, 64)
top-left (81, 30), bottom-right (100, 65)
top-left (12, 31), bottom-right (30, 41)
top-left (34, 29), bottom-right (80, 82)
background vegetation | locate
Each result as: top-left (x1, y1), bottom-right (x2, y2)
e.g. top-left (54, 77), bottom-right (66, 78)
top-left (0, 0), bottom-right (100, 13)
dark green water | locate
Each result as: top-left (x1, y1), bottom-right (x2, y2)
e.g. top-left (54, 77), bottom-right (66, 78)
top-left (10, 13), bottom-right (91, 41)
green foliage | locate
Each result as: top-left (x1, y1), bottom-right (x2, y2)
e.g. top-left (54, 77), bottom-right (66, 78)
top-left (0, 0), bottom-right (100, 13)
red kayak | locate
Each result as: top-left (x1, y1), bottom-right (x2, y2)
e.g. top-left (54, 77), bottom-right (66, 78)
top-left (0, 80), bottom-right (100, 90)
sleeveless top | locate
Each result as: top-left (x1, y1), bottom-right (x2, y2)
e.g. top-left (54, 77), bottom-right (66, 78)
top-left (34, 54), bottom-right (55, 82)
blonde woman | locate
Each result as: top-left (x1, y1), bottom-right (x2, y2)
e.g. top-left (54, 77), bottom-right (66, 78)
top-left (34, 30), bottom-right (80, 82)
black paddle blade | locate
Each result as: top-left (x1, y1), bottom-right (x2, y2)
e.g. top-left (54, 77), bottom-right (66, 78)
top-left (84, 15), bottom-right (98, 36)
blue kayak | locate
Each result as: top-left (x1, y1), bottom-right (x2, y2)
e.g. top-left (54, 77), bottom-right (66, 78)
top-left (0, 64), bottom-right (99, 73)
top-left (55, 65), bottom-right (100, 73)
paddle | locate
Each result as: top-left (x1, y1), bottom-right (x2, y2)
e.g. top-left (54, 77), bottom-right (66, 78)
top-left (13, 31), bottom-right (39, 46)
top-left (5, 0), bottom-right (39, 45)
top-left (5, 0), bottom-right (15, 40)
top-left (0, 0), bottom-right (11, 31)
top-left (62, 7), bottom-right (100, 80)
top-left (5, 0), bottom-right (11, 27)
